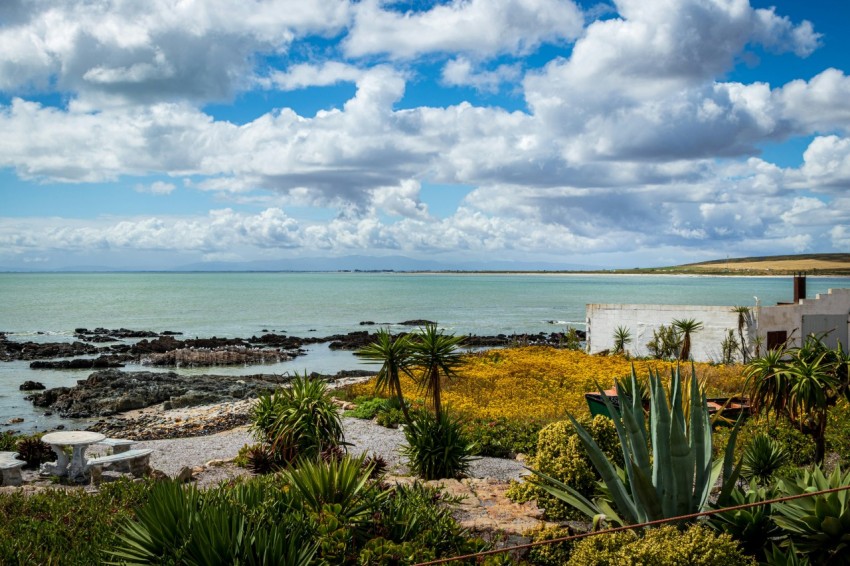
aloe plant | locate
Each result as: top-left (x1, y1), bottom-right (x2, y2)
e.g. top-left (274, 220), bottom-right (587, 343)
top-left (532, 365), bottom-right (741, 526)
top-left (773, 465), bottom-right (850, 564)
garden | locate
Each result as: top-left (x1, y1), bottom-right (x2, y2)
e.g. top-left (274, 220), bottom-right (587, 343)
top-left (1, 321), bottom-right (850, 564)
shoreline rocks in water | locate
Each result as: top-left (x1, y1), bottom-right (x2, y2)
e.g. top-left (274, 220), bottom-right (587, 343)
top-left (25, 368), bottom-right (376, 420)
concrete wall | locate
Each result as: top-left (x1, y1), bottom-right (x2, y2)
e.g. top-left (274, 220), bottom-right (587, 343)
top-left (586, 303), bottom-right (742, 361)
top-left (586, 287), bottom-right (850, 361)
top-left (757, 288), bottom-right (850, 350)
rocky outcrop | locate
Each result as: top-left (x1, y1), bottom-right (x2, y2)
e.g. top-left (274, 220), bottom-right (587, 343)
top-left (25, 369), bottom-right (297, 418)
top-left (19, 381), bottom-right (45, 391)
top-left (29, 356), bottom-right (124, 370)
top-left (0, 336), bottom-right (98, 361)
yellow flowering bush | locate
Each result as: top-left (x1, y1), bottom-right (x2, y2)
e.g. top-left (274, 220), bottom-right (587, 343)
top-left (344, 347), bottom-right (746, 422)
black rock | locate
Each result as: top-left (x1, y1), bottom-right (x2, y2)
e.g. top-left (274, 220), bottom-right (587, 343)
top-left (19, 380), bottom-right (46, 391)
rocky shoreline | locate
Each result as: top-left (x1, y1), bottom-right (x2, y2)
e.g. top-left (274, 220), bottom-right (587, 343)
top-left (2, 326), bottom-right (584, 434)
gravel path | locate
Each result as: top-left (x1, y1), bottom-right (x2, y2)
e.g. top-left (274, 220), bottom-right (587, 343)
top-left (135, 417), bottom-right (526, 483)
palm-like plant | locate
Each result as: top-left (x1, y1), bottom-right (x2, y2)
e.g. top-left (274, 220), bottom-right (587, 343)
top-left (672, 318), bottom-right (704, 361)
top-left (356, 329), bottom-right (413, 423)
top-left (745, 336), bottom-right (850, 464)
top-left (409, 323), bottom-right (464, 419)
top-left (612, 326), bottom-right (632, 356)
top-left (731, 306), bottom-right (751, 363)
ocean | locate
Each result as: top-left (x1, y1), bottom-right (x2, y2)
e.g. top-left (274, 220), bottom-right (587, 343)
top-left (1, 272), bottom-right (847, 432)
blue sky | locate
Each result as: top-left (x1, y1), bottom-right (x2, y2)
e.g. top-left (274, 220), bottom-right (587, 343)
top-left (0, 0), bottom-right (848, 270)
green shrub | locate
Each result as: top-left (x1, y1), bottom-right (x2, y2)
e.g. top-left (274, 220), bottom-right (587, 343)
top-left (346, 396), bottom-right (390, 420)
top-left (526, 525), bottom-right (575, 566)
top-left (0, 431), bottom-right (19, 451)
top-left (0, 479), bottom-right (151, 565)
top-left (375, 407), bottom-right (405, 428)
top-left (464, 417), bottom-right (543, 458)
top-left (568, 525), bottom-right (756, 566)
top-left (402, 409), bottom-right (476, 480)
top-left (15, 435), bottom-right (55, 468)
top-left (510, 416), bottom-right (620, 521)
top-left (827, 400), bottom-right (850, 465)
top-left (250, 373), bottom-right (344, 462)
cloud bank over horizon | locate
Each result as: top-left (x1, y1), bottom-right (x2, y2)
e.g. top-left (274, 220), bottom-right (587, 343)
top-left (1, 0), bottom-right (848, 270)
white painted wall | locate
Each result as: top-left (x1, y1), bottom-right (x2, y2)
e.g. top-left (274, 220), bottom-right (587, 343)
top-left (586, 303), bottom-right (742, 362)
top-left (757, 288), bottom-right (850, 350)
top-left (586, 287), bottom-right (850, 361)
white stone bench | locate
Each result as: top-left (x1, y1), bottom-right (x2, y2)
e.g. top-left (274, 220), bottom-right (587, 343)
top-left (87, 448), bottom-right (153, 483)
top-left (98, 438), bottom-right (136, 453)
top-left (1, 453), bottom-right (25, 487)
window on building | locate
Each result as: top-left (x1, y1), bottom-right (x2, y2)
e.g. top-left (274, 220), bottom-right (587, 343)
top-left (767, 330), bottom-right (788, 351)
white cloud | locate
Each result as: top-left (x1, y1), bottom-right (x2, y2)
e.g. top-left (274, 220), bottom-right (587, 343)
top-left (441, 58), bottom-right (521, 93)
top-left (135, 181), bottom-right (176, 195)
top-left (0, 0), bottom-right (351, 106)
top-left (267, 62), bottom-right (366, 91)
top-left (344, 0), bottom-right (583, 59)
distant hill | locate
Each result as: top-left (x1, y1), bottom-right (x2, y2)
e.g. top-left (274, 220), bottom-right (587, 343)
top-left (635, 254), bottom-right (850, 275)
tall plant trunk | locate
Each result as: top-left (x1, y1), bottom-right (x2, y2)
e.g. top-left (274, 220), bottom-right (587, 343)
top-left (738, 326), bottom-right (748, 363)
top-left (393, 369), bottom-right (411, 424)
top-left (430, 364), bottom-right (442, 419)
top-left (815, 417), bottom-right (827, 465)
top-left (680, 334), bottom-right (691, 361)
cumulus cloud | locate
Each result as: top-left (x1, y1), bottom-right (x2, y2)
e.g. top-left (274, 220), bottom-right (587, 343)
top-left (344, 0), bottom-right (583, 59)
top-left (0, 0), bottom-right (351, 106)
top-left (0, 0), bottom-right (846, 267)
top-left (441, 58), bottom-right (521, 93)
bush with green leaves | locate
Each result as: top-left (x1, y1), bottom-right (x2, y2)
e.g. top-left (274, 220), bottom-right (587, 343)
top-left (0, 478), bottom-right (151, 565)
top-left (249, 373), bottom-right (344, 463)
top-left (508, 416), bottom-right (620, 521)
top-left (567, 524), bottom-right (756, 566)
top-left (526, 525), bottom-right (576, 566)
top-left (772, 465), bottom-right (850, 565)
top-left (0, 431), bottom-right (18, 451)
top-left (463, 417), bottom-right (543, 459)
top-left (345, 396), bottom-right (390, 420)
top-left (402, 409), bottom-right (476, 480)
top-left (109, 456), bottom-right (489, 565)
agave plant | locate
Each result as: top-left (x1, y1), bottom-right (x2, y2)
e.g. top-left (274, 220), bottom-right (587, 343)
top-left (772, 465), bottom-right (850, 564)
top-left (531, 365), bottom-right (741, 526)
top-left (708, 481), bottom-right (781, 561)
top-left (763, 542), bottom-right (810, 566)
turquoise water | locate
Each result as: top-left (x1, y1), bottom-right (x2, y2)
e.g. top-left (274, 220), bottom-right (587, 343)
top-left (1, 272), bottom-right (847, 432)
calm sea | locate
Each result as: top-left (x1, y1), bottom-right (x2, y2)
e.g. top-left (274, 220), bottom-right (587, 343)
top-left (1, 272), bottom-right (847, 432)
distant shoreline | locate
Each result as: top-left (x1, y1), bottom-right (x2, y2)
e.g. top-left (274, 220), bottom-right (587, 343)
top-left (2, 270), bottom-right (849, 277)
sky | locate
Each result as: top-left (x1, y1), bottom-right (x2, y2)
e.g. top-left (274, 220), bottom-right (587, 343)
top-left (0, 0), bottom-right (848, 270)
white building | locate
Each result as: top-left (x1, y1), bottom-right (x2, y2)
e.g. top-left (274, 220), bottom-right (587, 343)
top-left (586, 276), bottom-right (850, 362)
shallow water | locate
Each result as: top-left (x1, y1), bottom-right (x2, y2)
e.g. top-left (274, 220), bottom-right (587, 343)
top-left (2, 272), bottom-right (846, 433)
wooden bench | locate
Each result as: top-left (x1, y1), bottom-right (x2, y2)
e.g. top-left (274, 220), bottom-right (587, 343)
top-left (87, 448), bottom-right (153, 483)
top-left (0, 452), bottom-right (25, 487)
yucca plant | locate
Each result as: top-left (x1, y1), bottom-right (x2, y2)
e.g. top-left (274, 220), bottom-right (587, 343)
top-left (772, 465), bottom-right (850, 564)
top-left (409, 323), bottom-right (464, 419)
top-left (532, 365), bottom-right (741, 526)
top-left (672, 318), bottom-right (704, 361)
top-left (741, 433), bottom-right (788, 484)
top-left (356, 328), bottom-right (413, 423)
top-left (402, 409), bottom-right (476, 480)
top-left (107, 480), bottom-right (316, 565)
top-left (251, 373), bottom-right (345, 461)
top-left (612, 325), bottom-right (632, 356)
